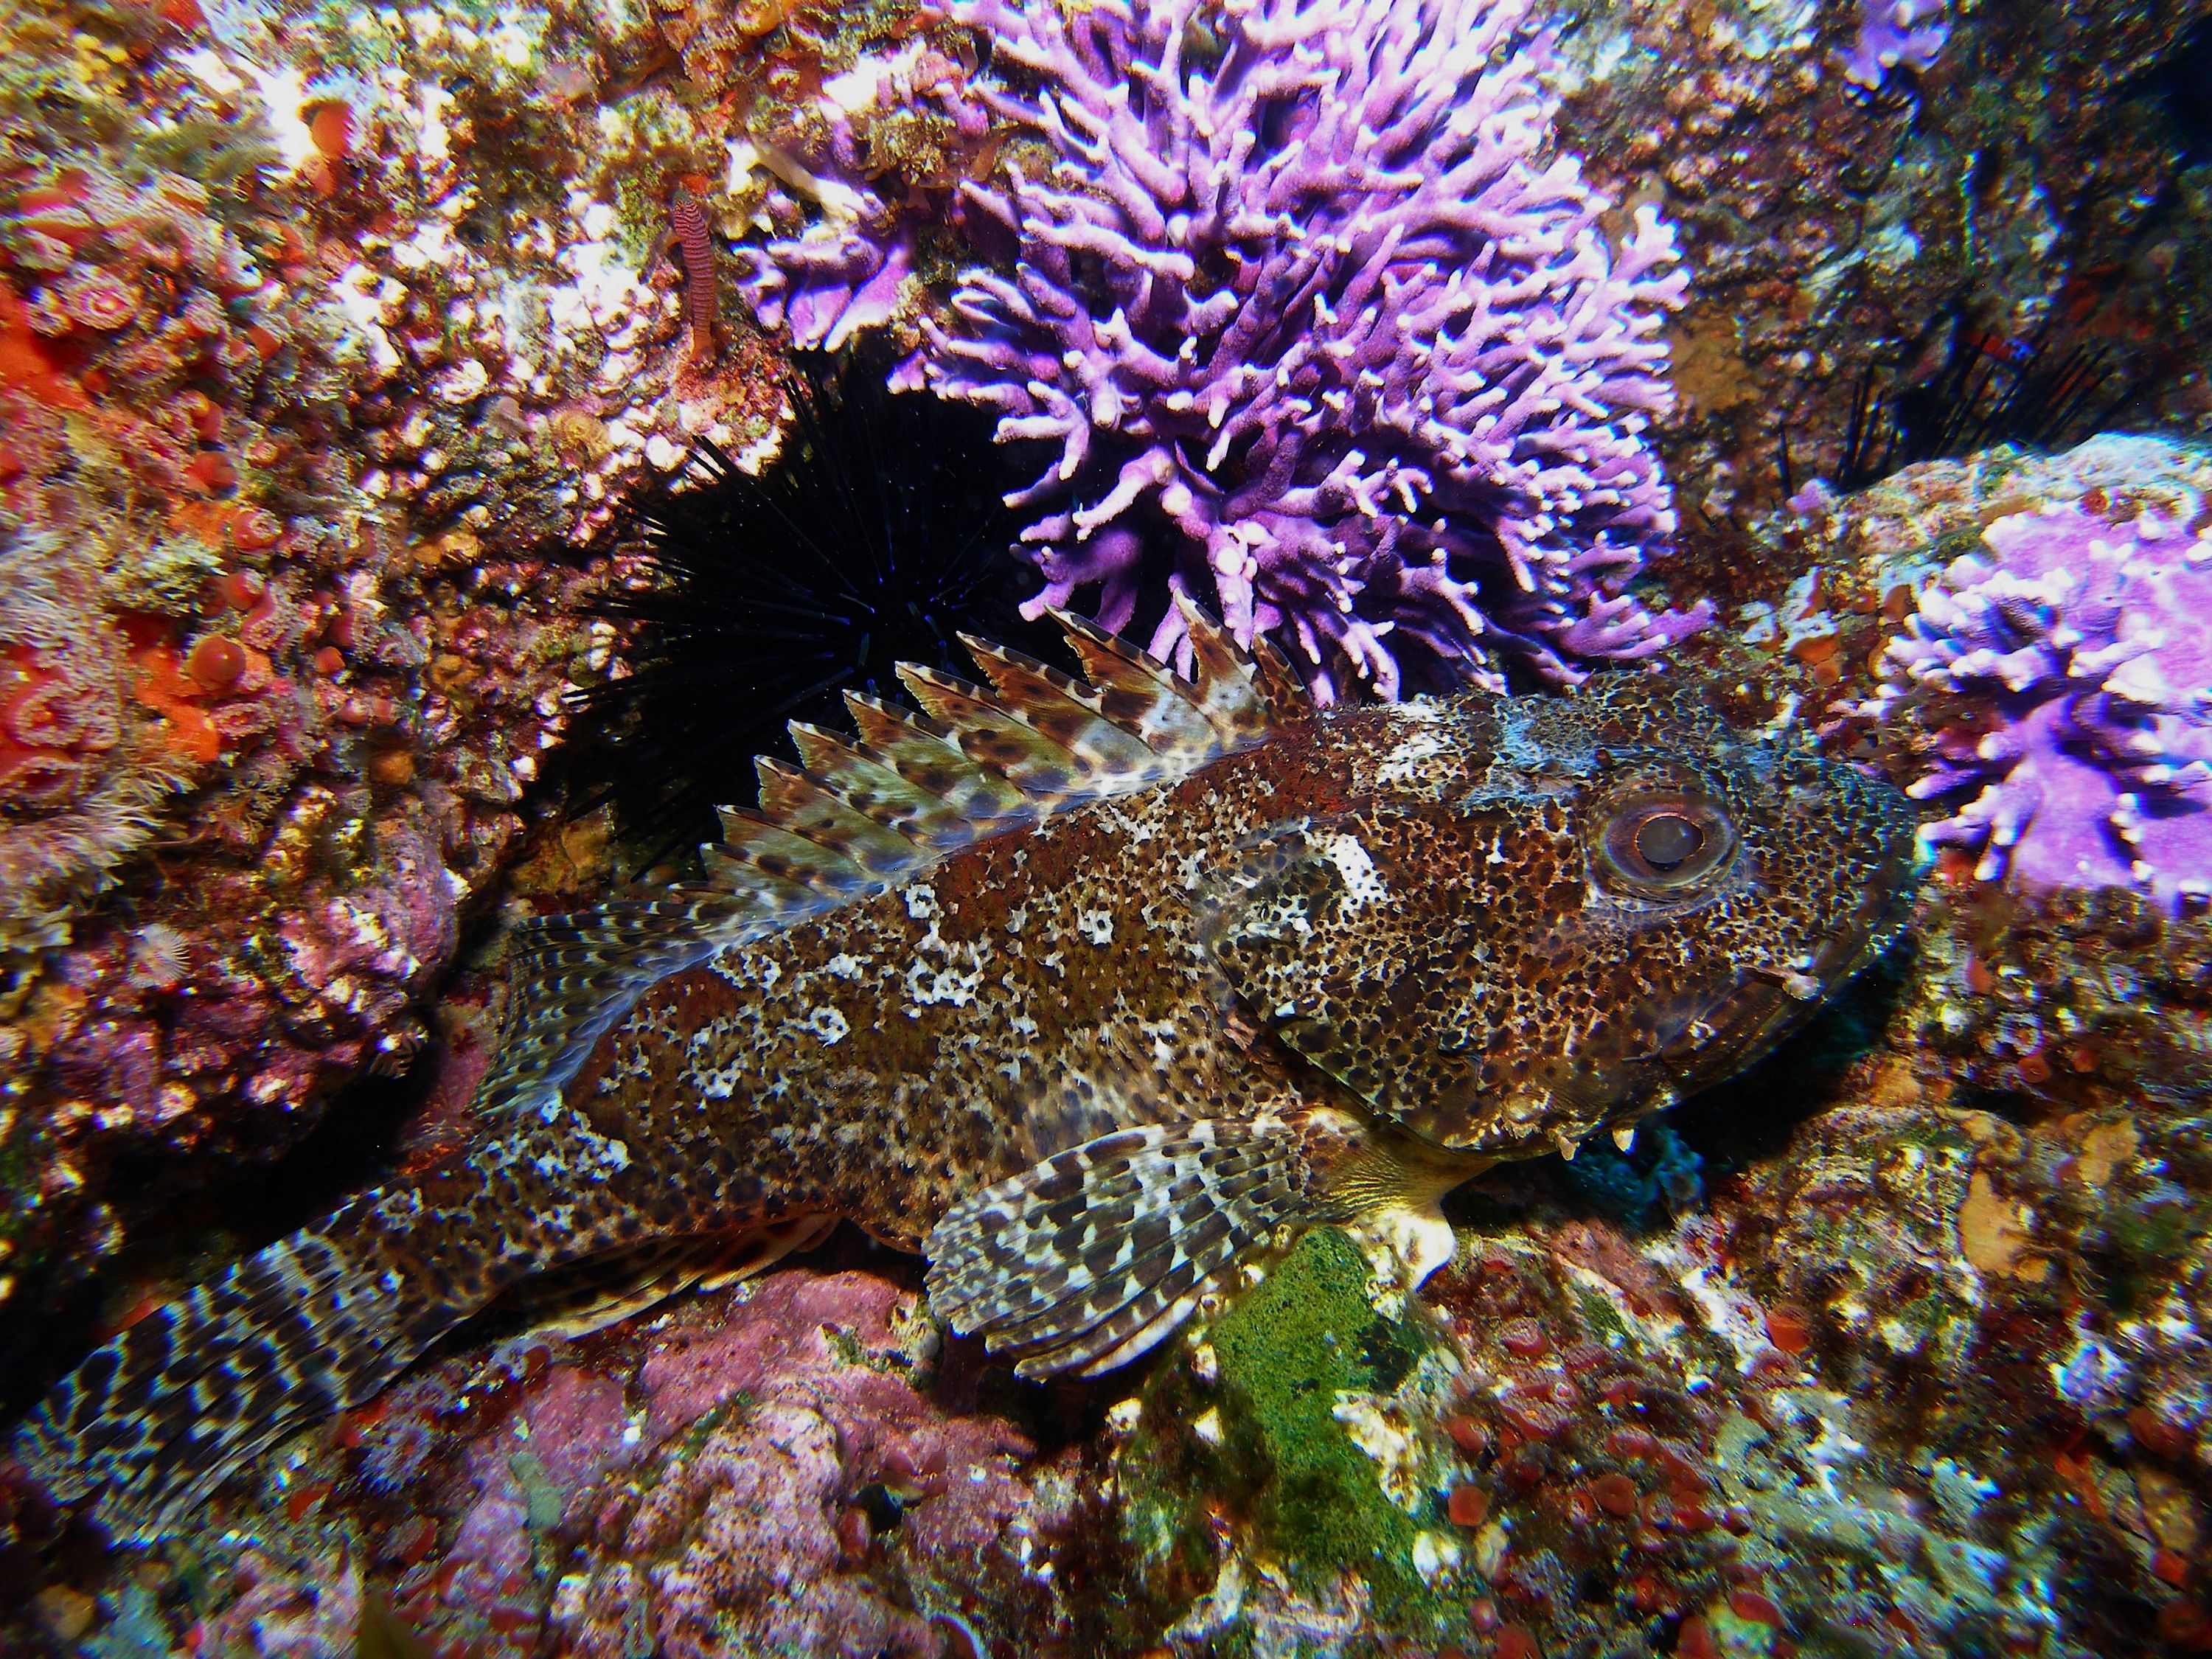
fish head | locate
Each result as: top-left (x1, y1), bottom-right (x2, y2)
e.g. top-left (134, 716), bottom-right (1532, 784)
top-left (1199, 677), bottom-right (1920, 1158)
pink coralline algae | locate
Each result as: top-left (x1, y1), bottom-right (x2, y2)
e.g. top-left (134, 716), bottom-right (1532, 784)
top-left (1854, 435), bottom-right (2212, 914)
top-left (273, 819), bottom-right (460, 1074)
top-left (906, 0), bottom-right (1706, 700)
top-left (200, 1551), bottom-right (364, 1659)
top-left (1841, 0), bottom-right (1949, 90)
top-left (566, 1271), bottom-right (1038, 1659)
top-left (348, 1268), bottom-right (1065, 1659)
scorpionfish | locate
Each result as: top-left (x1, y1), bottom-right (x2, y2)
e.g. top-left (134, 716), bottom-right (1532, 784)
top-left (15, 602), bottom-right (1916, 1541)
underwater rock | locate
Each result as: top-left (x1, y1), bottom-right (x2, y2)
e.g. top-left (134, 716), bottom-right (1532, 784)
top-left (1755, 434), bottom-right (2212, 1116)
top-left (909, 0), bottom-right (1705, 700)
top-left (1114, 1227), bottom-right (1472, 1646)
top-left (1544, 0), bottom-right (2198, 553)
top-left (201, 1548), bottom-right (364, 1659)
top-left (1900, 880), bottom-right (2212, 1109)
top-left (0, 0), bottom-right (689, 1307)
top-left (3, 0), bottom-right (2211, 1653)
top-left (0, 523), bottom-right (191, 956)
top-left (19, 1264), bottom-right (1103, 1659)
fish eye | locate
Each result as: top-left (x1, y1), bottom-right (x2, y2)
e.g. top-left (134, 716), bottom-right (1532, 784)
top-left (1594, 790), bottom-right (1736, 897)
top-left (1634, 813), bottom-right (1703, 871)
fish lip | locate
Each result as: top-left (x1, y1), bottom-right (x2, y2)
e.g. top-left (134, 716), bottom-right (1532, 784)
top-left (1659, 888), bottom-right (1906, 1088)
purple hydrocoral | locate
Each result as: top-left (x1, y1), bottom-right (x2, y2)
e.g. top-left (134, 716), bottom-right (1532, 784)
top-left (903, 0), bottom-right (1707, 700)
top-left (1840, 0), bottom-right (1948, 89)
top-left (734, 151), bottom-right (915, 355)
top-left (1855, 437), bottom-right (2212, 914)
top-left (734, 46), bottom-right (989, 352)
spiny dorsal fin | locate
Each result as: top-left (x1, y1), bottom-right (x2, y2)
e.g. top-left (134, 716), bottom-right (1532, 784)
top-left (954, 635), bottom-right (1170, 785)
top-left (487, 608), bottom-right (1307, 1124)
top-left (1177, 593), bottom-right (1301, 746)
top-left (1048, 608), bottom-right (1231, 765)
top-left (843, 691), bottom-right (1037, 825)
top-left (711, 812), bottom-right (876, 895)
top-left (786, 722), bottom-right (980, 848)
top-left (896, 663), bottom-right (1094, 797)
top-left (751, 758), bottom-right (931, 880)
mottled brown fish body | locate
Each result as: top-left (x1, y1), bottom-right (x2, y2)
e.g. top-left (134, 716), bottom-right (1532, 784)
top-left (12, 608), bottom-right (1919, 1544)
top-left (565, 717), bottom-right (1366, 1253)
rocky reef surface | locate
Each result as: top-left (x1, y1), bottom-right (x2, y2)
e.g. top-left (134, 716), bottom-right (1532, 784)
top-left (2, 0), bottom-right (2212, 1651)
top-left (10, 896), bottom-right (2212, 1658)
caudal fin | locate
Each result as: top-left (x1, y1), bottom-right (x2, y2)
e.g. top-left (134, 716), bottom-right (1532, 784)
top-left (11, 1064), bottom-right (744, 1544)
top-left (13, 1223), bottom-right (399, 1540)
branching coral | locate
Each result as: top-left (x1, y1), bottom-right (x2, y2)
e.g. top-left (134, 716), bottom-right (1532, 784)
top-left (732, 41), bottom-right (990, 353)
top-left (906, 0), bottom-right (1705, 699)
top-left (1840, 0), bottom-right (1948, 91)
top-left (1851, 436), bottom-right (2212, 914)
top-left (734, 141), bottom-right (915, 354)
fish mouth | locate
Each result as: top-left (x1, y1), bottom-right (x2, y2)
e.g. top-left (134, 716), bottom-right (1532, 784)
top-left (1660, 851), bottom-right (1918, 1093)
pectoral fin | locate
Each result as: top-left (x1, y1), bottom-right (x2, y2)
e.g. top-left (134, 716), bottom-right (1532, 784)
top-left (925, 1113), bottom-right (1368, 1380)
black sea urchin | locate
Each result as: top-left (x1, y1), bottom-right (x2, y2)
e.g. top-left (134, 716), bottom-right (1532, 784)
top-left (573, 352), bottom-right (1058, 864)
top-left (1831, 323), bottom-right (2135, 493)
top-left (1782, 304), bottom-right (2140, 500)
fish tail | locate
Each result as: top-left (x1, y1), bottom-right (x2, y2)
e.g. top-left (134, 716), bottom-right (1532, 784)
top-left (10, 1119), bottom-right (605, 1544)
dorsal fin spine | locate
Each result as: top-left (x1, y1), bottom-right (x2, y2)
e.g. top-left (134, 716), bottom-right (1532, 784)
top-left (897, 663), bottom-right (1091, 797)
top-left (481, 606), bottom-right (1284, 1130)
top-left (787, 722), bottom-right (980, 847)
top-left (718, 813), bottom-right (877, 895)
top-left (1174, 594), bottom-right (1279, 749)
top-left (843, 691), bottom-right (1035, 824)
top-left (955, 634), bottom-right (1169, 783)
top-left (1046, 608), bottom-right (1225, 760)
top-left (750, 757), bottom-right (932, 880)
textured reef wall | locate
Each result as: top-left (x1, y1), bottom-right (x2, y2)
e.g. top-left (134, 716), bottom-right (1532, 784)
top-left (1543, 0), bottom-right (2206, 547)
top-left (0, 0), bottom-right (662, 1321)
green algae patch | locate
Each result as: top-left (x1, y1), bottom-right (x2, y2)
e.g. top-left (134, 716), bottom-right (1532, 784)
top-left (1116, 1227), bottom-right (1456, 1644)
top-left (1213, 1228), bottom-right (1425, 1601)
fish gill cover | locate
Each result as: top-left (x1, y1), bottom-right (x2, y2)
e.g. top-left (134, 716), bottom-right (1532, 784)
top-left (894, 0), bottom-right (1710, 702)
